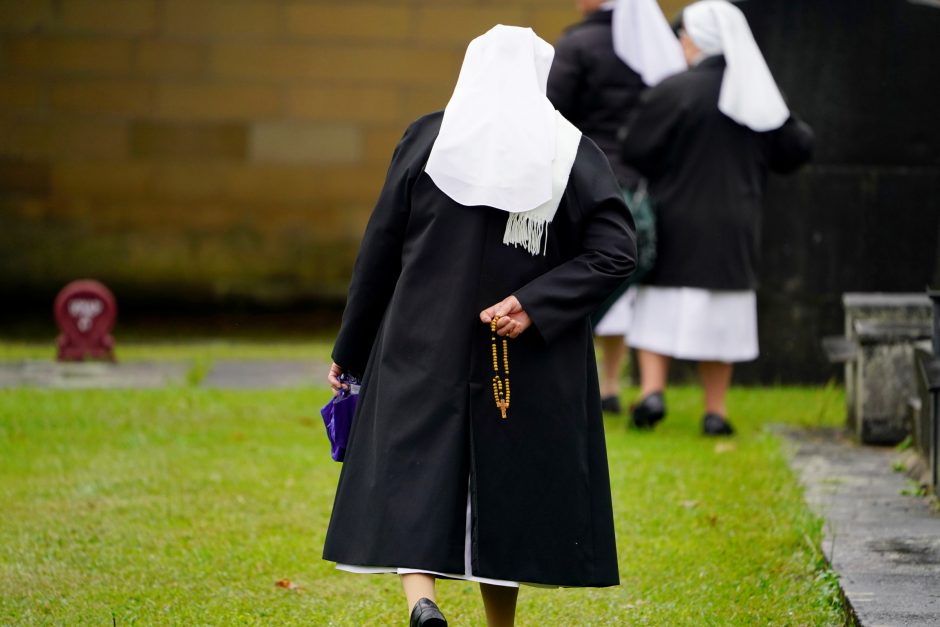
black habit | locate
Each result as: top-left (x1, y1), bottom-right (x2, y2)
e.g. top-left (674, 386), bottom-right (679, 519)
top-left (323, 111), bottom-right (637, 587)
top-left (548, 8), bottom-right (646, 189)
top-left (620, 55), bottom-right (814, 290)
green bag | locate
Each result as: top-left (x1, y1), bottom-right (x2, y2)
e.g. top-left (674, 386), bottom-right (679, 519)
top-left (590, 181), bottom-right (656, 327)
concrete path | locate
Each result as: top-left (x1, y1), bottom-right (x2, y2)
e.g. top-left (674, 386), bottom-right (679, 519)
top-left (199, 359), bottom-right (326, 389)
top-left (784, 428), bottom-right (940, 626)
top-left (0, 360), bottom-right (189, 388)
top-left (0, 359), bottom-right (329, 389)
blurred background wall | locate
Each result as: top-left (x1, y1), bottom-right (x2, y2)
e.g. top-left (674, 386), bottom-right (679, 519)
top-left (0, 0), bottom-right (937, 382)
top-left (0, 0), bottom-right (688, 308)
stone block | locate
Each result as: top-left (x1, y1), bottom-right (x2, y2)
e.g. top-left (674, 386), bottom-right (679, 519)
top-left (223, 164), bottom-right (384, 204)
top-left (0, 119), bottom-right (128, 161)
top-left (0, 0), bottom-right (54, 32)
top-left (401, 86), bottom-right (452, 121)
top-left (155, 83), bottom-right (280, 120)
top-left (134, 41), bottom-right (207, 75)
top-left (414, 7), bottom-right (526, 45)
top-left (151, 164), bottom-right (230, 201)
top-left (0, 159), bottom-right (51, 197)
top-left (129, 121), bottom-right (247, 161)
top-left (51, 79), bottom-right (153, 116)
top-left (210, 43), bottom-right (460, 84)
top-left (531, 8), bottom-right (579, 42)
top-left (52, 162), bottom-right (153, 199)
top-left (5, 36), bottom-right (133, 73)
top-left (249, 121), bottom-right (361, 165)
top-left (284, 4), bottom-right (412, 41)
top-left (59, 0), bottom-right (157, 35)
top-left (165, 0), bottom-right (281, 39)
top-left (363, 126), bottom-right (405, 164)
top-left (286, 86), bottom-right (400, 122)
top-left (0, 81), bottom-right (44, 113)
top-left (844, 293), bottom-right (933, 444)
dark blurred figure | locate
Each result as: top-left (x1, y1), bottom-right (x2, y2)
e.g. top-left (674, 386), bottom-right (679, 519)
top-left (620, 0), bottom-right (814, 435)
top-left (548, 0), bottom-right (684, 414)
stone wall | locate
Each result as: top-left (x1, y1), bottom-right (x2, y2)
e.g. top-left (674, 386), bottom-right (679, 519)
top-left (2, 0), bottom-right (690, 306)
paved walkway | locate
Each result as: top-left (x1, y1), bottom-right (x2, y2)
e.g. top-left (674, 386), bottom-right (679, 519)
top-left (0, 360), bottom-right (189, 388)
top-left (784, 428), bottom-right (940, 627)
top-left (200, 359), bottom-right (326, 389)
top-left (0, 359), bottom-right (329, 389)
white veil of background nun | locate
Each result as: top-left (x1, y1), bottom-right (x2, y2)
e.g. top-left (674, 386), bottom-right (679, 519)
top-left (611, 0), bottom-right (686, 86)
top-left (683, 0), bottom-right (789, 131)
top-left (425, 25), bottom-right (582, 256)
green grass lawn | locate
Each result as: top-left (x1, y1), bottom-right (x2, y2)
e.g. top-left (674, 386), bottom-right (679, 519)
top-left (0, 348), bottom-right (846, 625)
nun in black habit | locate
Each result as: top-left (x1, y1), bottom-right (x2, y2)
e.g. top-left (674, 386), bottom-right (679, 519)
top-left (619, 0), bottom-right (814, 435)
top-left (323, 25), bottom-right (636, 627)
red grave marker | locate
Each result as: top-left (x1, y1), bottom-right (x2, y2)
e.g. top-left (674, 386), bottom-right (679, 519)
top-left (54, 279), bottom-right (117, 362)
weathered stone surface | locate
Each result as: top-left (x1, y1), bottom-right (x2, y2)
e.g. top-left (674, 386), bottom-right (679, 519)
top-left (843, 293), bottom-right (932, 444)
top-left (784, 428), bottom-right (940, 627)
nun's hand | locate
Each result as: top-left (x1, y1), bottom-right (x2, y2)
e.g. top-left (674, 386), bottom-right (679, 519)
top-left (327, 362), bottom-right (346, 396)
top-left (479, 295), bottom-right (531, 339)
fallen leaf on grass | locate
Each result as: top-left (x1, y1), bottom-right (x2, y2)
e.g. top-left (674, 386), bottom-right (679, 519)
top-left (714, 442), bottom-right (737, 454)
top-left (275, 579), bottom-right (303, 591)
top-left (680, 500), bottom-right (699, 509)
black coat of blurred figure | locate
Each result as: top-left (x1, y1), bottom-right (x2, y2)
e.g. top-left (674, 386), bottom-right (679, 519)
top-left (548, 7), bottom-right (646, 190)
top-left (621, 55), bottom-right (814, 291)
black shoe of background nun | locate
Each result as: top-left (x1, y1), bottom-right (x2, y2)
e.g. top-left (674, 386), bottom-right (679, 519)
top-left (630, 392), bottom-right (666, 429)
top-left (702, 413), bottom-right (735, 436)
top-left (601, 395), bottom-right (622, 414)
top-left (410, 598), bottom-right (447, 627)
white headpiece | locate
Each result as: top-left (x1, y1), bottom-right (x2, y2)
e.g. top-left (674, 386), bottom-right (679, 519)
top-left (611, 0), bottom-right (686, 86)
top-left (426, 25), bottom-right (582, 255)
top-left (683, 0), bottom-right (789, 131)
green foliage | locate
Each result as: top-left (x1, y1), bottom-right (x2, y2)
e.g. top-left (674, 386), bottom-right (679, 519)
top-left (0, 384), bottom-right (846, 625)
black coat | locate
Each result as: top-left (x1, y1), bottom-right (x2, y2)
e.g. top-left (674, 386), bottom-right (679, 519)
top-left (620, 55), bottom-right (814, 290)
top-left (323, 111), bottom-right (636, 587)
top-left (548, 9), bottom-right (646, 189)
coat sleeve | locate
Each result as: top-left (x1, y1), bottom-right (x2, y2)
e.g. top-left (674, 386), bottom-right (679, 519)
top-left (331, 122), bottom-right (422, 377)
top-left (546, 32), bottom-right (583, 121)
top-left (513, 142), bottom-right (637, 344)
top-left (618, 81), bottom-right (685, 180)
top-left (766, 115), bottom-right (815, 174)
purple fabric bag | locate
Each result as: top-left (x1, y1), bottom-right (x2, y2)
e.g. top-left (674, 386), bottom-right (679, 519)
top-left (320, 374), bottom-right (360, 462)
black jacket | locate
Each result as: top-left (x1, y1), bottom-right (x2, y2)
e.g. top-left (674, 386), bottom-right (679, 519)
top-left (621, 55), bottom-right (814, 290)
top-left (324, 111), bottom-right (636, 587)
top-left (548, 9), bottom-right (646, 188)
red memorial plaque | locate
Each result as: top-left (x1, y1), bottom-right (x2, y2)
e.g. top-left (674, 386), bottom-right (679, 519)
top-left (54, 279), bottom-right (117, 362)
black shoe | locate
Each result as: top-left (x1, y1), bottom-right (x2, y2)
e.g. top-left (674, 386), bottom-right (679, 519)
top-left (703, 413), bottom-right (735, 436)
top-left (601, 395), bottom-right (622, 414)
top-left (630, 392), bottom-right (666, 429)
top-left (410, 598), bottom-right (447, 627)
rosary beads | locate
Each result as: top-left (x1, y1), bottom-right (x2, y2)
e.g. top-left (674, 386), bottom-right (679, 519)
top-left (490, 316), bottom-right (510, 419)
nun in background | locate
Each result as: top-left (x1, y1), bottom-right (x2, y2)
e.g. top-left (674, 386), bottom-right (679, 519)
top-left (547, 0), bottom-right (685, 414)
top-left (324, 25), bottom-right (636, 627)
top-left (620, 0), bottom-right (814, 435)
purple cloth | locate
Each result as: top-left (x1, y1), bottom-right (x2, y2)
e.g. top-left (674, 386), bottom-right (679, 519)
top-left (320, 374), bottom-right (359, 462)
